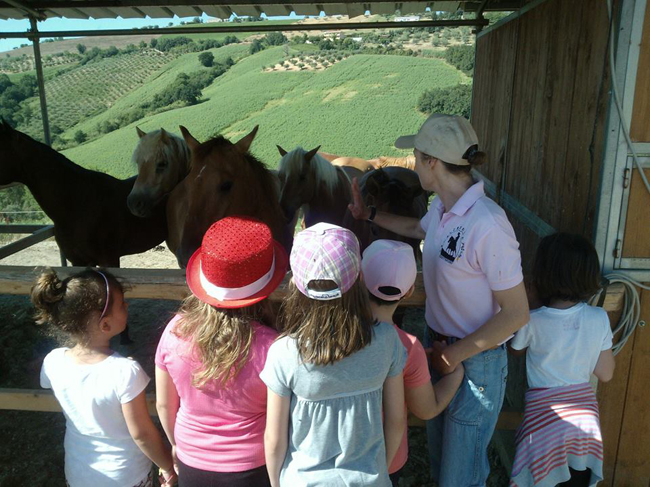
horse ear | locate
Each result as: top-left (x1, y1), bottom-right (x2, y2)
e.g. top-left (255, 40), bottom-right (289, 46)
top-left (136, 126), bottom-right (146, 138)
top-left (179, 125), bottom-right (200, 151)
top-left (277, 145), bottom-right (288, 157)
top-left (305, 145), bottom-right (321, 162)
top-left (235, 125), bottom-right (259, 154)
top-left (159, 128), bottom-right (169, 143)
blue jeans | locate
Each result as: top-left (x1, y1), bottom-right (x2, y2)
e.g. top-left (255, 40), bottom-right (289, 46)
top-left (424, 328), bottom-right (508, 487)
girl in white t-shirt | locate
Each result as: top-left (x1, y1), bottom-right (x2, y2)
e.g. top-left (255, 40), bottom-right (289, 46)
top-left (509, 233), bottom-right (616, 487)
top-left (33, 268), bottom-right (176, 487)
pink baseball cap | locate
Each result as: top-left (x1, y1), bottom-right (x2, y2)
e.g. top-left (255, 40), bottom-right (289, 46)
top-left (362, 240), bottom-right (417, 301)
top-left (290, 222), bottom-right (361, 301)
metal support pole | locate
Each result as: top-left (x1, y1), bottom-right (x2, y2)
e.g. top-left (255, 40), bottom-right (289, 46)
top-left (28, 16), bottom-right (51, 146)
top-left (474, 0), bottom-right (490, 34)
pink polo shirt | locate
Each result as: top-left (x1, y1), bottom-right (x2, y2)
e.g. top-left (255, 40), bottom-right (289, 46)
top-left (419, 181), bottom-right (523, 338)
top-left (155, 315), bottom-right (278, 472)
top-left (389, 325), bottom-right (431, 474)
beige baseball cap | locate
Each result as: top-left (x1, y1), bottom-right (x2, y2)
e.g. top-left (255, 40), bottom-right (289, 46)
top-left (395, 113), bottom-right (479, 166)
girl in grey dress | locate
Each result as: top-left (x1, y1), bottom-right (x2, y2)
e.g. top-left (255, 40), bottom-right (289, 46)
top-left (261, 222), bottom-right (407, 487)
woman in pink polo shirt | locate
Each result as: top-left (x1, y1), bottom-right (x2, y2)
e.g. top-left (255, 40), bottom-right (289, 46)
top-left (349, 114), bottom-right (529, 487)
top-left (155, 216), bottom-right (288, 486)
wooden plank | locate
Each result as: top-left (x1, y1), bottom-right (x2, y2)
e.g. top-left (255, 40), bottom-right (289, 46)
top-left (622, 168), bottom-right (650, 258)
top-left (611, 288), bottom-right (650, 486)
top-left (0, 225), bottom-right (55, 260)
top-left (0, 265), bottom-right (427, 306)
top-left (0, 388), bottom-right (158, 415)
top-left (630, 1), bottom-right (650, 142)
top-left (560, 0), bottom-right (611, 234)
top-left (0, 387), bottom-right (523, 430)
top-left (0, 225), bottom-right (51, 234)
top-left (472, 17), bottom-right (518, 193)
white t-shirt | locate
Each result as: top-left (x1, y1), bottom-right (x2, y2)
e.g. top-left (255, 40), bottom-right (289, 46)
top-left (40, 348), bottom-right (152, 487)
top-left (510, 303), bottom-right (613, 388)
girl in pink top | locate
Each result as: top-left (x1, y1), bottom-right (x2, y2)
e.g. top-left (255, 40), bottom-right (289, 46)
top-left (155, 216), bottom-right (288, 487)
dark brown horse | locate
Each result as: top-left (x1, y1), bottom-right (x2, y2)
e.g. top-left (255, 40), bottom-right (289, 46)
top-left (167, 126), bottom-right (292, 268)
top-left (0, 121), bottom-right (167, 267)
top-left (277, 146), bottom-right (363, 228)
top-left (342, 167), bottom-right (429, 257)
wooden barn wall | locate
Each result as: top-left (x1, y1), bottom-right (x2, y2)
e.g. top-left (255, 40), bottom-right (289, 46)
top-left (473, 1), bottom-right (650, 484)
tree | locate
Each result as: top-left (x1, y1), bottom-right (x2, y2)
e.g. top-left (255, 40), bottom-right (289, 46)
top-left (74, 130), bottom-right (87, 144)
top-left (139, 40), bottom-right (147, 49)
top-left (198, 51), bottom-right (214, 67)
top-left (444, 45), bottom-right (474, 76)
top-left (76, 44), bottom-right (86, 54)
top-left (264, 32), bottom-right (287, 46)
top-left (250, 39), bottom-right (264, 54)
top-left (418, 83), bottom-right (472, 119)
top-left (150, 38), bottom-right (158, 48)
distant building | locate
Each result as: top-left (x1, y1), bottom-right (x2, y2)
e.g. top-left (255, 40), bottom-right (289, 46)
top-left (395, 15), bottom-right (420, 22)
top-left (206, 17), bottom-right (224, 23)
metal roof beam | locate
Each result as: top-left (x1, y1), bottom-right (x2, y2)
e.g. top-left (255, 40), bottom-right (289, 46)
top-left (0, 17), bottom-right (489, 39)
top-left (1, 0), bottom-right (45, 19)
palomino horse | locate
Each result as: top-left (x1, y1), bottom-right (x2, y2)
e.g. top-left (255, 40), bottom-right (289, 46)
top-left (0, 121), bottom-right (167, 267)
top-left (167, 126), bottom-right (292, 268)
top-left (127, 127), bottom-right (190, 218)
top-left (277, 146), bottom-right (363, 228)
top-left (331, 156), bottom-right (375, 174)
top-left (341, 167), bottom-right (429, 257)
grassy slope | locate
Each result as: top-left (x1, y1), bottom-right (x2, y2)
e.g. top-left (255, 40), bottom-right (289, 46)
top-left (62, 46), bottom-right (467, 177)
top-left (63, 43), bottom-right (249, 139)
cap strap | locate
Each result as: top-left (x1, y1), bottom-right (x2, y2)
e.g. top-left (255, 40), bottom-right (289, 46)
top-left (199, 255), bottom-right (276, 301)
top-left (305, 287), bottom-right (342, 300)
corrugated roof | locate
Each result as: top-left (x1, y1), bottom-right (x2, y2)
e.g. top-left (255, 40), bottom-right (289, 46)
top-left (0, 1), bottom-right (522, 21)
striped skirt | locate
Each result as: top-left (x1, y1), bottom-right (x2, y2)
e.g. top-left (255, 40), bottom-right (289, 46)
top-left (510, 383), bottom-right (604, 487)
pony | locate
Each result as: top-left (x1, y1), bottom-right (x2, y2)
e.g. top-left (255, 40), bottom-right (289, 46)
top-left (0, 120), bottom-right (167, 267)
top-left (341, 167), bottom-right (429, 257)
top-left (371, 155), bottom-right (416, 171)
top-left (127, 127), bottom-right (190, 218)
top-left (167, 125), bottom-right (292, 268)
top-left (277, 146), bottom-right (364, 228)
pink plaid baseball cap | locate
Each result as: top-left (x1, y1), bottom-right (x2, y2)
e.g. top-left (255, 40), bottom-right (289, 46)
top-left (290, 222), bottom-right (361, 300)
top-left (362, 240), bottom-right (417, 301)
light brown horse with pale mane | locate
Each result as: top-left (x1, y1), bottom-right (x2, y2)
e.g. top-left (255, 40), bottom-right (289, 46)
top-left (167, 126), bottom-right (292, 268)
top-left (277, 146), bottom-right (364, 229)
top-left (127, 127), bottom-right (190, 218)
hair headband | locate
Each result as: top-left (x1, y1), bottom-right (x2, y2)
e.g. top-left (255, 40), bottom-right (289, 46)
top-left (94, 270), bottom-right (110, 321)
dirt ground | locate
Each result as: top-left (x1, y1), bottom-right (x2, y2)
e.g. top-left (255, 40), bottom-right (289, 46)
top-left (0, 241), bottom-right (508, 486)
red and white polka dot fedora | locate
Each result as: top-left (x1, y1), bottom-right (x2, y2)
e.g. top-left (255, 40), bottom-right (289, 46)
top-left (186, 216), bottom-right (288, 308)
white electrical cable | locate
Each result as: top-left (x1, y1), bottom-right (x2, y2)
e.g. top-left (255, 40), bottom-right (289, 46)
top-left (607, 0), bottom-right (650, 194)
top-left (589, 273), bottom-right (650, 355)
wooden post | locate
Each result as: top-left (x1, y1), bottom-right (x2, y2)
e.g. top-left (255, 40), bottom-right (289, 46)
top-left (29, 16), bottom-right (50, 146)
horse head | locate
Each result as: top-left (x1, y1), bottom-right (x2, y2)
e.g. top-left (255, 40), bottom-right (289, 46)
top-left (343, 167), bottom-right (428, 256)
top-left (168, 125), bottom-right (289, 268)
top-left (276, 145), bottom-right (325, 222)
top-left (127, 127), bottom-right (190, 218)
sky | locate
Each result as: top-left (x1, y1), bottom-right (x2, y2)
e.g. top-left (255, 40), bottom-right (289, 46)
top-left (0, 12), bottom-right (302, 52)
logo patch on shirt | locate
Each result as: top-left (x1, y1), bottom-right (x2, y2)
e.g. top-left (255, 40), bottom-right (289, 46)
top-left (440, 226), bottom-right (466, 263)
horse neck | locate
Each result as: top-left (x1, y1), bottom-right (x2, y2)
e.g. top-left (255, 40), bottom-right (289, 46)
top-left (309, 167), bottom-right (350, 212)
top-left (12, 140), bottom-right (89, 221)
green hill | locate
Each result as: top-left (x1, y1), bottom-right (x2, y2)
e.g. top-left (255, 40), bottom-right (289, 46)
top-left (62, 45), bottom-right (468, 177)
top-left (21, 50), bottom-right (175, 137)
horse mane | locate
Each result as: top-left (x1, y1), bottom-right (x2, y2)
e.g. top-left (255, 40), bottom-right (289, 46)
top-left (132, 129), bottom-right (190, 174)
top-left (278, 147), bottom-right (340, 196)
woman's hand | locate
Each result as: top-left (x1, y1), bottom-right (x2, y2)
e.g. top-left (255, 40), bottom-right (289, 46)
top-left (159, 466), bottom-right (177, 487)
top-left (428, 341), bottom-right (458, 376)
top-left (347, 177), bottom-right (371, 220)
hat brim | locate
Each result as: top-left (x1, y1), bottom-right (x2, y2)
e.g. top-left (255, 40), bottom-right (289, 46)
top-left (186, 241), bottom-right (288, 309)
top-left (394, 134), bottom-right (416, 149)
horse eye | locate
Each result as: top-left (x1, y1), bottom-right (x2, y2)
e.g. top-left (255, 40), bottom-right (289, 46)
top-left (220, 181), bottom-right (233, 192)
top-left (299, 174), bottom-right (306, 182)
top-left (155, 162), bottom-right (167, 173)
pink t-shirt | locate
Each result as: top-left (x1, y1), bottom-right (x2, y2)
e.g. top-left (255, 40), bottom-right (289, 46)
top-left (389, 325), bottom-right (431, 474)
top-left (420, 181), bottom-right (523, 338)
top-left (155, 315), bottom-right (278, 472)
